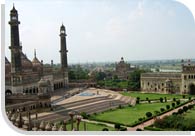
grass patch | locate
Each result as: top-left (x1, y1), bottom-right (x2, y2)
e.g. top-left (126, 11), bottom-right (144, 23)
top-left (121, 92), bottom-right (186, 100)
top-left (91, 102), bottom-right (172, 126)
top-left (183, 107), bottom-right (195, 120)
top-left (66, 122), bottom-right (115, 131)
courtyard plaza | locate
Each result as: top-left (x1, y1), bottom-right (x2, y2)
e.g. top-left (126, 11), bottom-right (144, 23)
top-left (28, 88), bottom-right (135, 123)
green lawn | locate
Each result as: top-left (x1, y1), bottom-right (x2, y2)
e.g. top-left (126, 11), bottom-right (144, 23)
top-left (183, 108), bottom-right (195, 120)
top-left (91, 102), bottom-right (172, 126)
top-left (66, 122), bottom-right (114, 131)
top-left (121, 92), bottom-right (186, 100)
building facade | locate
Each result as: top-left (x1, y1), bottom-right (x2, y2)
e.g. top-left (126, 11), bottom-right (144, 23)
top-left (141, 61), bottom-right (195, 95)
top-left (5, 6), bottom-right (69, 96)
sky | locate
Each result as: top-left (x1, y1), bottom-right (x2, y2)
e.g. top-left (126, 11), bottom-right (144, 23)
top-left (5, 0), bottom-right (195, 64)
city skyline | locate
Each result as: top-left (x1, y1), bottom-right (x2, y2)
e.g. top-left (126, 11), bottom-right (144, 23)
top-left (5, 0), bottom-right (195, 64)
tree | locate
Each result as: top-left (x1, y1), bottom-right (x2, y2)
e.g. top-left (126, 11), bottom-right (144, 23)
top-left (173, 98), bottom-right (176, 101)
top-left (166, 105), bottom-right (170, 110)
top-left (102, 128), bottom-right (109, 131)
top-left (164, 97), bottom-right (167, 102)
top-left (160, 97), bottom-right (163, 103)
top-left (146, 112), bottom-right (152, 118)
top-left (95, 72), bottom-right (106, 81)
top-left (183, 106), bottom-right (188, 112)
top-left (80, 112), bottom-right (88, 119)
top-left (136, 97), bottom-right (140, 104)
top-left (114, 123), bottom-right (121, 130)
top-left (138, 118), bottom-right (143, 122)
top-left (188, 104), bottom-right (194, 110)
top-left (176, 100), bottom-right (180, 105)
top-left (178, 109), bottom-right (184, 114)
top-left (172, 103), bottom-right (175, 108)
top-left (68, 70), bottom-right (76, 80)
top-left (68, 65), bottom-right (89, 80)
top-left (146, 97), bottom-right (149, 101)
top-left (128, 69), bottom-right (147, 91)
top-left (160, 108), bottom-right (165, 112)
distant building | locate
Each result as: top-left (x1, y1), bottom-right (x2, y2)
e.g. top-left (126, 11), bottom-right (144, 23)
top-left (141, 60), bottom-right (195, 94)
top-left (114, 57), bottom-right (136, 80)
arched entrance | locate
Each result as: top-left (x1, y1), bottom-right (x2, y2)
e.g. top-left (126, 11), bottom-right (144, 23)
top-left (5, 90), bottom-right (12, 95)
top-left (189, 84), bottom-right (195, 95)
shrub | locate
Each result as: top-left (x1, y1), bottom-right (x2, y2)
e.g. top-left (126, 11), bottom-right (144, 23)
top-left (189, 97), bottom-right (191, 100)
top-left (118, 104), bottom-right (123, 109)
top-left (160, 97), bottom-right (163, 103)
top-left (136, 97), bottom-right (140, 104)
top-left (146, 112), bottom-right (152, 118)
top-left (148, 100), bottom-right (151, 103)
top-left (172, 103), bottom-right (175, 108)
top-left (166, 105), bottom-right (170, 110)
top-left (136, 128), bottom-right (142, 131)
top-left (154, 110), bottom-right (160, 115)
top-left (114, 123), bottom-right (121, 130)
top-left (172, 112), bottom-right (177, 115)
top-left (173, 98), bottom-right (176, 101)
top-left (176, 100), bottom-right (180, 105)
top-left (182, 95), bottom-right (186, 99)
top-left (120, 127), bottom-right (127, 131)
top-left (178, 109), bottom-right (184, 114)
top-left (188, 104), bottom-right (194, 109)
top-left (183, 106), bottom-right (188, 112)
top-left (146, 97), bottom-right (149, 101)
top-left (80, 112), bottom-right (88, 119)
top-left (160, 108), bottom-right (165, 112)
top-left (164, 97), bottom-right (167, 102)
top-left (102, 128), bottom-right (109, 131)
top-left (138, 118), bottom-right (143, 122)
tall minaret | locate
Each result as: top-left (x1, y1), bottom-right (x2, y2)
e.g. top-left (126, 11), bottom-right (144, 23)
top-left (59, 24), bottom-right (68, 71)
top-left (9, 5), bottom-right (22, 73)
top-left (59, 24), bottom-right (69, 88)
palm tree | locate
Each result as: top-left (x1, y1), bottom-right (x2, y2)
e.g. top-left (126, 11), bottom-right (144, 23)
top-left (76, 115), bottom-right (83, 131)
top-left (68, 111), bottom-right (75, 130)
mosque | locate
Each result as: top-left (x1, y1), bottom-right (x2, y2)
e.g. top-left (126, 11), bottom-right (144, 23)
top-left (5, 6), bottom-right (69, 99)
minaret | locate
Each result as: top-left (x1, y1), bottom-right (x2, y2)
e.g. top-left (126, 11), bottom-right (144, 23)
top-left (9, 5), bottom-right (22, 73)
top-left (59, 23), bottom-right (69, 87)
top-left (59, 23), bottom-right (68, 70)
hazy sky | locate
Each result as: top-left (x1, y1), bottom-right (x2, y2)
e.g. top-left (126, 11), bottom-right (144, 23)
top-left (5, 0), bottom-right (195, 64)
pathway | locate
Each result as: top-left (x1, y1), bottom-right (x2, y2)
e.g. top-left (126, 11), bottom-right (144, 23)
top-left (80, 100), bottom-right (194, 131)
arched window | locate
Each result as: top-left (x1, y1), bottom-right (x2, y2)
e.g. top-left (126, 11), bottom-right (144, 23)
top-left (5, 90), bottom-right (12, 96)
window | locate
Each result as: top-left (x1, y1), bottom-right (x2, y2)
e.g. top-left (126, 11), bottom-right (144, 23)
top-left (184, 75), bottom-right (187, 80)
